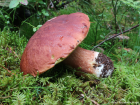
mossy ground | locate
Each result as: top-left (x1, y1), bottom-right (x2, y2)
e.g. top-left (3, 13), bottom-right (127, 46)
top-left (0, 27), bottom-right (140, 104)
top-left (0, 0), bottom-right (140, 104)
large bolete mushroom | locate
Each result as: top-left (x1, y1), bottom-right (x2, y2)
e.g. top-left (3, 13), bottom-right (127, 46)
top-left (20, 12), bottom-right (114, 77)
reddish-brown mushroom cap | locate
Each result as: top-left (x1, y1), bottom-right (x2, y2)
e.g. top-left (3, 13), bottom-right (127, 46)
top-left (20, 12), bottom-right (90, 77)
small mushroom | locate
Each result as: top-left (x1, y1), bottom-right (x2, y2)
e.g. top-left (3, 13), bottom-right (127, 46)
top-left (20, 12), bottom-right (114, 77)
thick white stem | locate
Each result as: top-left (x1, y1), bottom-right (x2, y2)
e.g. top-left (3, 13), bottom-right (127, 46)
top-left (64, 47), bottom-right (114, 77)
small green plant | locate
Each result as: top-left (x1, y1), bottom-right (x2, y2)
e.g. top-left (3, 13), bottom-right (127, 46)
top-left (9, 0), bottom-right (28, 8)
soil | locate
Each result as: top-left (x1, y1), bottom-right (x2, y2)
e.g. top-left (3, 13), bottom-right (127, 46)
top-left (96, 53), bottom-right (114, 77)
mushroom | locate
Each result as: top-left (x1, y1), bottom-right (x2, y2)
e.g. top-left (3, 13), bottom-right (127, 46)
top-left (20, 12), bottom-right (114, 77)
top-left (64, 47), bottom-right (114, 77)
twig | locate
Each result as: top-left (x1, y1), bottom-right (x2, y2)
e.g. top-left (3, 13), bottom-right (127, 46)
top-left (80, 94), bottom-right (100, 105)
top-left (0, 64), bottom-right (16, 76)
top-left (0, 96), bottom-right (11, 99)
top-left (92, 24), bottom-right (139, 50)
top-left (49, 0), bottom-right (54, 8)
top-left (9, 47), bottom-right (20, 61)
top-left (0, 64), bottom-right (11, 73)
top-left (91, 99), bottom-right (100, 105)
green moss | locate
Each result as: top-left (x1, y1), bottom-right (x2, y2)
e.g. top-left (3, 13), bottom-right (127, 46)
top-left (0, 0), bottom-right (140, 104)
